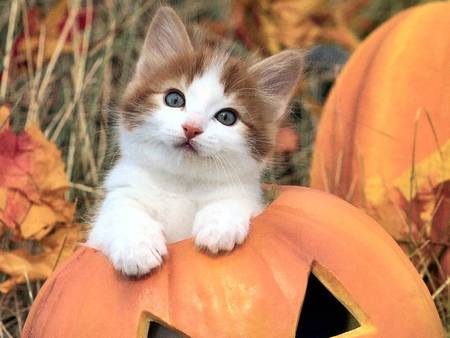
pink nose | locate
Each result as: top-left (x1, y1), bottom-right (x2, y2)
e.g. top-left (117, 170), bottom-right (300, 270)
top-left (182, 123), bottom-right (203, 140)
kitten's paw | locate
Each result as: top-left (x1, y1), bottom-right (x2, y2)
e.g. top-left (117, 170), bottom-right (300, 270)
top-left (107, 230), bottom-right (167, 277)
top-left (193, 206), bottom-right (250, 254)
top-left (88, 207), bottom-right (168, 277)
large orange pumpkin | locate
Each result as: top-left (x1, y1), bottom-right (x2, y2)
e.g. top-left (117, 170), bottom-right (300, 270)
top-left (22, 187), bottom-right (443, 337)
top-left (310, 2), bottom-right (450, 274)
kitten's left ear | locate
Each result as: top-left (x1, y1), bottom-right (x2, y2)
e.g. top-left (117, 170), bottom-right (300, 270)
top-left (249, 50), bottom-right (303, 120)
top-left (137, 7), bottom-right (193, 74)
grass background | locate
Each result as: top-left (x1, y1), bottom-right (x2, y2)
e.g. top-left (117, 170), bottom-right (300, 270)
top-left (0, 0), bottom-right (447, 336)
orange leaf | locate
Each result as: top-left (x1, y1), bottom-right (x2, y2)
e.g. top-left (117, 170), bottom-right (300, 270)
top-left (10, 0), bottom-right (94, 74)
top-left (0, 105), bottom-right (10, 131)
top-left (0, 190), bottom-right (31, 239)
top-left (0, 226), bottom-right (82, 293)
top-left (0, 105), bottom-right (74, 240)
top-left (0, 106), bottom-right (81, 292)
top-left (0, 189), bottom-right (6, 211)
top-left (0, 105), bottom-right (80, 291)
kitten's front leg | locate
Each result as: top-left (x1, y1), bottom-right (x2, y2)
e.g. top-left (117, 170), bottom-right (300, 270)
top-left (193, 198), bottom-right (262, 253)
top-left (87, 190), bottom-right (167, 277)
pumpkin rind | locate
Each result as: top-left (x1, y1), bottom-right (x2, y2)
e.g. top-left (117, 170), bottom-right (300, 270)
top-left (22, 187), bottom-right (443, 338)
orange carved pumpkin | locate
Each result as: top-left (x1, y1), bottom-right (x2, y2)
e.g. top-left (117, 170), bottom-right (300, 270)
top-left (310, 2), bottom-right (450, 275)
top-left (22, 187), bottom-right (443, 337)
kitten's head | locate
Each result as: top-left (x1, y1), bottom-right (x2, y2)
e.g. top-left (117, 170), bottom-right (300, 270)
top-left (119, 7), bottom-right (303, 179)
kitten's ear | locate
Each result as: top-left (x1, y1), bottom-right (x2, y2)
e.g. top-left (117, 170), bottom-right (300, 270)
top-left (137, 7), bottom-right (193, 74)
top-left (249, 50), bottom-right (303, 120)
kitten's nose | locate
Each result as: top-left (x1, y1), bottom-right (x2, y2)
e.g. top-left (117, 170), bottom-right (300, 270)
top-left (182, 123), bottom-right (203, 140)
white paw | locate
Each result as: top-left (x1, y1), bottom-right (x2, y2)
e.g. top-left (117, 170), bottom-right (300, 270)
top-left (88, 221), bottom-right (168, 277)
top-left (108, 229), bottom-right (167, 277)
top-left (193, 205), bottom-right (251, 254)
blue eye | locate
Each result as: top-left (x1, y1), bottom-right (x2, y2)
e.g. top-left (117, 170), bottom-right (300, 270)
top-left (215, 109), bottom-right (238, 126)
top-left (164, 90), bottom-right (185, 108)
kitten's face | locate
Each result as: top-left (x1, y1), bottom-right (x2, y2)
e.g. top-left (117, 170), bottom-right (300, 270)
top-left (146, 64), bottom-right (238, 159)
top-left (119, 7), bottom-right (302, 176)
top-left (121, 55), bottom-right (275, 162)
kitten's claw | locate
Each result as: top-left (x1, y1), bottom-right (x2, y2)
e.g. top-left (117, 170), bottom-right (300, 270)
top-left (193, 206), bottom-right (250, 254)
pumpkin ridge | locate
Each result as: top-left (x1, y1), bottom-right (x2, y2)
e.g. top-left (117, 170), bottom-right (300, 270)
top-left (269, 189), bottom-right (440, 300)
top-left (253, 210), bottom-right (307, 257)
top-left (166, 249), bottom-right (176, 328)
top-left (26, 277), bottom-right (57, 337)
top-left (21, 248), bottom-right (90, 337)
top-left (332, 11), bottom-right (408, 200)
top-left (248, 236), bottom-right (307, 305)
top-left (247, 247), bottom-right (306, 337)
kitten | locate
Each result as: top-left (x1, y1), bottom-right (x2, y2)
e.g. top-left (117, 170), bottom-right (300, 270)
top-left (87, 6), bottom-right (303, 276)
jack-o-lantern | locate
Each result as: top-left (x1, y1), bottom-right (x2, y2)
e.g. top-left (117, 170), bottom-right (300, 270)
top-left (22, 187), bottom-right (443, 337)
top-left (309, 2), bottom-right (450, 276)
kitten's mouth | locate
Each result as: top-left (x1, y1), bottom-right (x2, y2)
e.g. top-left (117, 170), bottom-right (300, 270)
top-left (176, 141), bottom-right (198, 154)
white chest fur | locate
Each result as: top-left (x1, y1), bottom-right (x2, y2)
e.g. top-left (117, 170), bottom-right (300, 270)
top-left (101, 158), bottom-right (262, 243)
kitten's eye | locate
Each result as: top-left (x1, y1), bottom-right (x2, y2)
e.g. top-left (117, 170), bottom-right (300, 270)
top-left (164, 90), bottom-right (185, 108)
top-left (215, 109), bottom-right (238, 126)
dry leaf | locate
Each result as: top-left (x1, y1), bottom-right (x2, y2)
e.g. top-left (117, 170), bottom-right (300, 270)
top-left (0, 190), bottom-right (31, 239)
top-left (232, 0), bottom-right (368, 54)
top-left (0, 105), bottom-right (10, 131)
top-left (0, 105), bottom-right (82, 292)
top-left (0, 226), bottom-right (82, 293)
top-left (9, 0), bottom-right (94, 74)
top-left (0, 107), bottom-right (74, 240)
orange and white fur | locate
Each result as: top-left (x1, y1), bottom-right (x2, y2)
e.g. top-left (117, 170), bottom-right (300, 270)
top-left (87, 7), bottom-right (303, 276)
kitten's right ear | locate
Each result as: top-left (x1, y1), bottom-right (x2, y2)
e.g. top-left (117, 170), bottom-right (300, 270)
top-left (136, 7), bottom-right (193, 74)
top-left (249, 49), bottom-right (303, 121)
